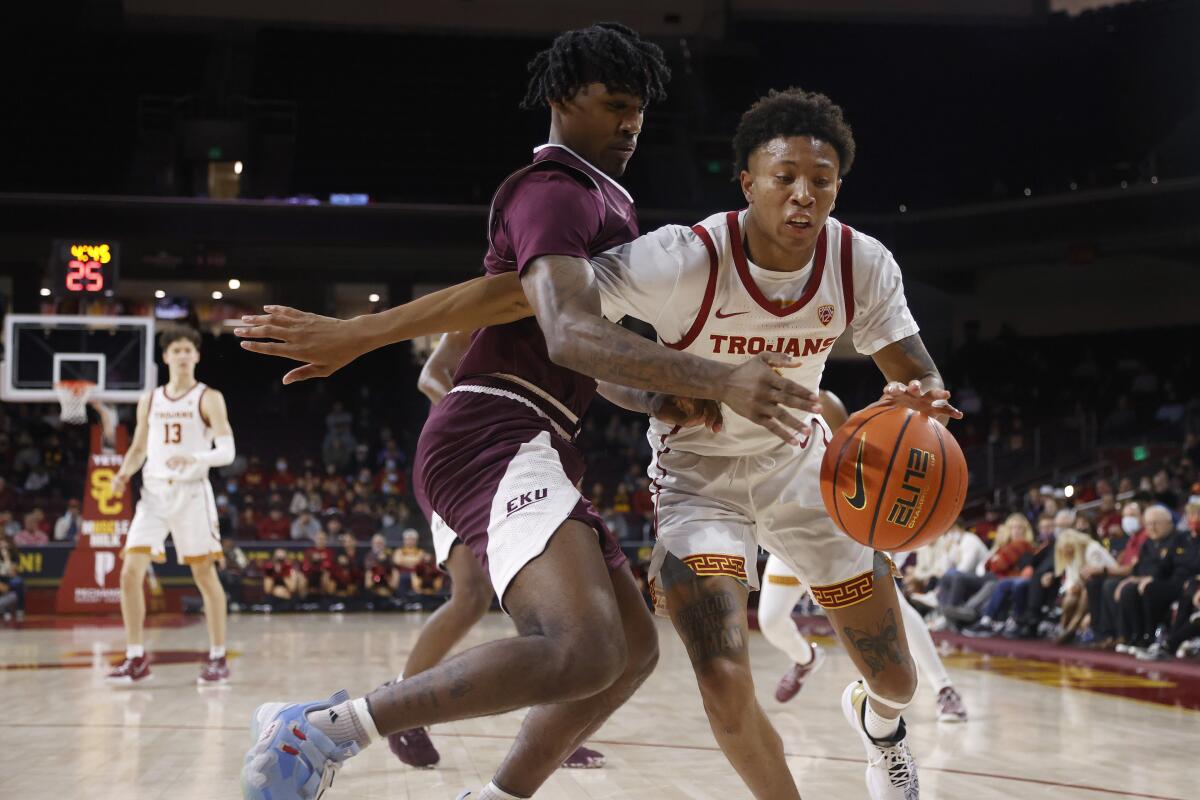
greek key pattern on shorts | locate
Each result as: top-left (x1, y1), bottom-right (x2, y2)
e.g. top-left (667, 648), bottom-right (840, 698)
top-left (810, 569), bottom-right (874, 609)
top-left (682, 553), bottom-right (747, 580)
top-left (766, 574), bottom-right (801, 586)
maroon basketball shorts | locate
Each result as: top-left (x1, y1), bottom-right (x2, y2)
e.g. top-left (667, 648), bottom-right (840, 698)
top-left (415, 391), bottom-right (625, 607)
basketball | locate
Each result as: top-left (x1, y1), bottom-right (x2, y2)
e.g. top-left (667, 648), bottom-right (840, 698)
top-left (820, 404), bottom-right (967, 552)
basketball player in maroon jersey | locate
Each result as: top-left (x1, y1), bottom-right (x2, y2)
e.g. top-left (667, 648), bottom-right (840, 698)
top-left (239, 25), bottom-right (819, 800)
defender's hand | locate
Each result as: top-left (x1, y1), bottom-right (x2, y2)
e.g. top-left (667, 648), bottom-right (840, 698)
top-left (650, 394), bottom-right (724, 433)
top-left (234, 306), bottom-right (371, 384)
top-left (719, 352), bottom-right (822, 445)
top-left (878, 380), bottom-right (964, 421)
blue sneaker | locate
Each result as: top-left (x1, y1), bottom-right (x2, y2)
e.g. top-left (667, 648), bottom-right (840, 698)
top-left (241, 689), bottom-right (362, 799)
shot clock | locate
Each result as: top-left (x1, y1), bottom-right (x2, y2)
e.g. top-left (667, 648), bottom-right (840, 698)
top-left (50, 240), bottom-right (120, 295)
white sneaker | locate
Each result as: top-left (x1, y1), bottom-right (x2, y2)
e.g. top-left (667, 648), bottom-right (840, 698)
top-left (841, 680), bottom-right (920, 799)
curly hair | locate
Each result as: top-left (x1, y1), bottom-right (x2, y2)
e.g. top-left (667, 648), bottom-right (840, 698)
top-left (732, 87), bottom-right (856, 178)
top-left (158, 324), bottom-right (201, 352)
top-left (520, 23), bottom-right (671, 110)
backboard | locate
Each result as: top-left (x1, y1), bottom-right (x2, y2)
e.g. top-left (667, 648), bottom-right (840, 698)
top-left (1, 314), bottom-right (157, 404)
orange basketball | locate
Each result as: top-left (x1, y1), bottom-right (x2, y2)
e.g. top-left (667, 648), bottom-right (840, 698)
top-left (820, 404), bottom-right (968, 552)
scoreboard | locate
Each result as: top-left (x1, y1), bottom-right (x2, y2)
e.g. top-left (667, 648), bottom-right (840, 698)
top-left (50, 240), bottom-right (120, 295)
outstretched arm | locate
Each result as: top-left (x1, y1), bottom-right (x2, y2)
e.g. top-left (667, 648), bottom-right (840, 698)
top-left (524, 255), bottom-right (819, 443)
top-left (236, 273), bottom-right (530, 384)
top-left (418, 331), bottom-right (473, 404)
top-left (110, 393), bottom-right (151, 497)
top-left (597, 382), bottom-right (724, 433)
top-left (870, 333), bottom-right (963, 425)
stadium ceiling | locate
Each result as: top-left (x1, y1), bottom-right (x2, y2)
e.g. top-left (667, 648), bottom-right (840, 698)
top-left (122, 0), bottom-right (1062, 37)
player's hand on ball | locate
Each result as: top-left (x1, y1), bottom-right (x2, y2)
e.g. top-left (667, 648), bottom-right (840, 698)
top-left (720, 352), bottom-right (822, 445)
top-left (650, 394), bottom-right (723, 432)
top-left (234, 306), bottom-right (369, 384)
top-left (879, 380), bottom-right (964, 421)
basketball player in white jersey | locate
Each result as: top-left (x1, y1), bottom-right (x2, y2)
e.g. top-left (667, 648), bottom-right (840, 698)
top-left (758, 390), bottom-right (969, 723)
top-left (106, 325), bottom-right (237, 686)
top-left (234, 88), bottom-right (963, 799)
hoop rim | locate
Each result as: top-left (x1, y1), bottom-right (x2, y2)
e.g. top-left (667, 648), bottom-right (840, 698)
top-left (54, 379), bottom-right (98, 395)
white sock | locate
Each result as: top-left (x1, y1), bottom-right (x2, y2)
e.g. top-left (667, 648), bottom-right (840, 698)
top-left (127, 644), bottom-right (144, 659)
top-left (900, 600), bottom-right (951, 692)
top-left (477, 781), bottom-right (526, 800)
top-left (209, 646), bottom-right (226, 660)
top-left (396, 672), bottom-right (405, 684)
top-left (306, 696), bottom-right (380, 748)
top-left (863, 702), bottom-right (901, 742)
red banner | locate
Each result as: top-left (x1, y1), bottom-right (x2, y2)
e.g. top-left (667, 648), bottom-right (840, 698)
top-left (55, 425), bottom-right (134, 613)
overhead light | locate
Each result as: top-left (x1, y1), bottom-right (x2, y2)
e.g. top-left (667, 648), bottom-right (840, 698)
top-left (228, 278), bottom-right (241, 290)
top-left (212, 290), bottom-right (224, 300)
top-left (1064, 485), bottom-right (1075, 499)
top-left (39, 287), bottom-right (51, 297)
top-left (368, 293), bottom-right (381, 303)
top-left (1150, 176), bottom-right (1158, 185)
top-left (898, 204), bottom-right (907, 213)
top-left (154, 290), bottom-right (166, 299)
top-left (234, 161), bottom-right (244, 175)
top-left (1069, 181), bottom-right (1078, 191)
top-left (1023, 187), bottom-right (1032, 197)
top-left (1120, 180), bottom-right (1128, 189)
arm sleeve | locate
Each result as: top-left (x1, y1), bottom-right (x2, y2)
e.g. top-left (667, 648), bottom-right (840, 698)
top-left (177, 435), bottom-right (236, 481)
top-left (500, 170), bottom-right (603, 275)
top-left (590, 224), bottom-right (700, 325)
top-left (850, 239), bottom-right (920, 355)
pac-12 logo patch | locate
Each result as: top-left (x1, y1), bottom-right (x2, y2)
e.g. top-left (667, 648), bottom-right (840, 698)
top-left (817, 304), bottom-right (835, 326)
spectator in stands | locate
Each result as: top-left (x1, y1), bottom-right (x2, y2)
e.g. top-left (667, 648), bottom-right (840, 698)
top-left (941, 514), bottom-right (1034, 628)
top-left (323, 550), bottom-right (362, 608)
top-left (215, 494), bottom-right (237, 539)
top-left (1054, 529), bottom-right (1118, 644)
top-left (377, 438), bottom-right (406, 470)
top-left (0, 511), bottom-right (16, 538)
top-left (1103, 395), bottom-right (1137, 439)
top-left (409, 551), bottom-right (445, 603)
top-left (238, 506), bottom-right (260, 539)
top-left (392, 529), bottom-right (425, 595)
top-left (15, 509), bottom-right (49, 546)
top-left (256, 505), bottom-right (292, 541)
top-left (959, 514), bottom-right (1047, 634)
top-left (262, 548), bottom-right (305, 604)
top-left (290, 510), bottom-right (322, 541)
top-left (268, 457), bottom-right (296, 491)
top-left (12, 433), bottom-right (41, 478)
top-left (53, 499), bottom-right (82, 542)
top-left (218, 536), bottom-right (250, 610)
top-left (1071, 512), bottom-right (1096, 537)
top-left (302, 530), bottom-right (335, 600)
top-left (323, 436), bottom-right (353, 473)
top-left (1007, 510), bottom-right (1070, 638)
top-left (1151, 469), bottom-right (1180, 510)
top-left (23, 464), bottom-right (52, 493)
top-left (0, 535), bottom-right (23, 620)
top-left (1083, 500), bottom-right (1147, 648)
top-left (1117, 505), bottom-right (1188, 652)
top-left (242, 456), bottom-right (267, 495)
top-left (350, 444), bottom-right (373, 477)
top-left (1138, 501), bottom-right (1200, 660)
top-left (364, 533), bottom-right (399, 603)
top-left (913, 522), bottom-right (988, 614)
top-left (336, 531), bottom-right (363, 576)
top-left (972, 504), bottom-right (1002, 544)
top-left (631, 477), bottom-right (654, 540)
top-left (345, 499), bottom-right (377, 540)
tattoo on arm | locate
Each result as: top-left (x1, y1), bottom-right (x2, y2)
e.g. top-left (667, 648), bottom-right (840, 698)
top-left (875, 334), bottom-right (944, 391)
top-left (842, 608), bottom-right (905, 677)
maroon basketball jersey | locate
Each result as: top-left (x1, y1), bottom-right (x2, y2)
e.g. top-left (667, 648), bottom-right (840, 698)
top-left (453, 144), bottom-right (639, 427)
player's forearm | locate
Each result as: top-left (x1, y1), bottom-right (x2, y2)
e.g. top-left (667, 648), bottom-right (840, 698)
top-left (117, 448), bottom-right (147, 478)
top-left (353, 275), bottom-right (530, 350)
top-left (596, 381), bottom-right (655, 415)
top-left (547, 312), bottom-right (731, 401)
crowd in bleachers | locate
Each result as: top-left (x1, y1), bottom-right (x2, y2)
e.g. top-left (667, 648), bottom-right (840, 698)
top-left (900, 434), bottom-right (1200, 662)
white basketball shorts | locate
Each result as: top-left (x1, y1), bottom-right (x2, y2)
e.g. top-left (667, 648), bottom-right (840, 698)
top-left (123, 477), bottom-right (222, 565)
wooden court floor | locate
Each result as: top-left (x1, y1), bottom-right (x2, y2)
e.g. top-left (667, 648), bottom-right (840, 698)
top-left (1, 613), bottom-right (1194, 799)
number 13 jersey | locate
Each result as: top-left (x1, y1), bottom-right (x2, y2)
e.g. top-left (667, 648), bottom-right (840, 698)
top-left (144, 383), bottom-right (213, 481)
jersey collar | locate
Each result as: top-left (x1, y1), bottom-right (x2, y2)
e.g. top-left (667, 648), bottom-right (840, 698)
top-left (533, 143), bottom-right (634, 204)
top-left (728, 210), bottom-right (827, 317)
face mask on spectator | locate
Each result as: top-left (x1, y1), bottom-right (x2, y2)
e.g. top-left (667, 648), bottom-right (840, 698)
top-left (1121, 516), bottom-right (1141, 535)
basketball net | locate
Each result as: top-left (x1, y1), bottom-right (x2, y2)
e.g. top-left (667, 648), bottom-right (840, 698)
top-left (54, 380), bottom-right (96, 425)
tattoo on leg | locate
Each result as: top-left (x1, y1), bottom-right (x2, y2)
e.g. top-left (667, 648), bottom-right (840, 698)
top-left (447, 663), bottom-right (473, 699)
top-left (842, 608), bottom-right (904, 677)
top-left (677, 591), bottom-right (745, 663)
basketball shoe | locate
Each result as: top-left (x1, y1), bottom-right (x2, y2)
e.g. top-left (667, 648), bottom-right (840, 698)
top-left (774, 642), bottom-right (827, 702)
top-left (562, 745), bottom-right (605, 768)
top-left (241, 689), bottom-right (361, 800)
top-left (388, 727), bottom-right (439, 768)
top-left (935, 686), bottom-right (967, 722)
top-left (106, 655), bottom-right (151, 685)
top-left (841, 680), bottom-right (919, 800)
top-left (198, 656), bottom-right (230, 685)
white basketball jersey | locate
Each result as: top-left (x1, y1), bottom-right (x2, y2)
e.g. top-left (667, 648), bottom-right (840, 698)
top-left (593, 209), bottom-right (919, 456)
top-left (143, 383), bottom-right (214, 480)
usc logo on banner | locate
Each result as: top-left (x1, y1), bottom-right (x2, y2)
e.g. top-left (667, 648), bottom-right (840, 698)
top-left (90, 467), bottom-right (123, 516)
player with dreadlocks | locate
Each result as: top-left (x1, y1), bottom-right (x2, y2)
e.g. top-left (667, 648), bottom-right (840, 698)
top-left (239, 24), bottom-right (819, 800)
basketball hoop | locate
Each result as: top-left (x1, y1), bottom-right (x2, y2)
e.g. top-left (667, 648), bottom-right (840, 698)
top-left (54, 380), bottom-right (96, 424)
